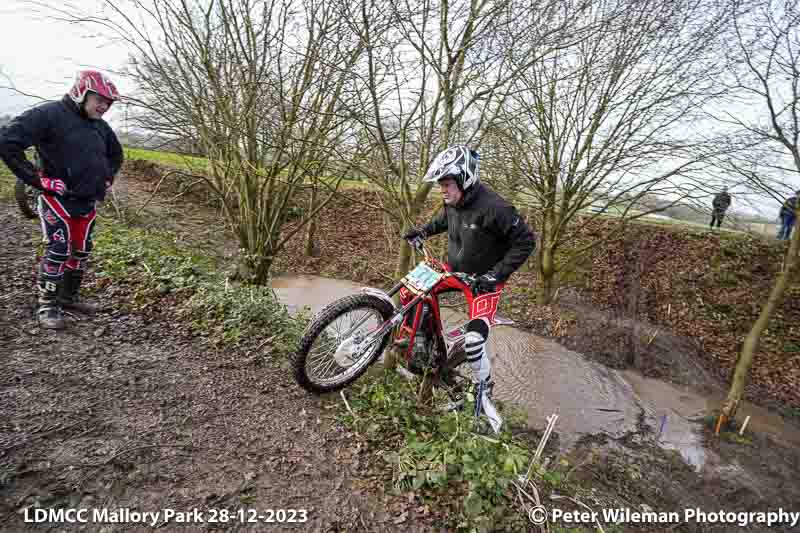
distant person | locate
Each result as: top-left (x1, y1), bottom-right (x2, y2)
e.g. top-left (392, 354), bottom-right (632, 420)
top-left (778, 190), bottom-right (800, 241)
top-left (0, 70), bottom-right (123, 329)
top-left (710, 186), bottom-right (731, 229)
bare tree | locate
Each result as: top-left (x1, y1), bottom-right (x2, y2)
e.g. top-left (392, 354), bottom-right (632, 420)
top-left (711, 0), bottom-right (800, 421)
top-left (339, 0), bottom-right (591, 277)
top-left (51, 0), bottom-right (367, 283)
top-left (486, 0), bottom-right (731, 304)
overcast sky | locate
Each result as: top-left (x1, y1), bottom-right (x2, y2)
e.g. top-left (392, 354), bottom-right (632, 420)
top-left (0, 0), bottom-right (131, 126)
top-left (0, 0), bottom-right (796, 219)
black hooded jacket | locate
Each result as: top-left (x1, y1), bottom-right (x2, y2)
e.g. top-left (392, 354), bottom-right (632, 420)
top-left (712, 192), bottom-right (731, 211)
top-left (421, 183), bottom-right (536, 282)
top-left (0, 95), bottom-right (123, 211)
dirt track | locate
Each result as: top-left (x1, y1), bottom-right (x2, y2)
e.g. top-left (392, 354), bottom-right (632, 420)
top-left (0, 201), bottom-right (427, 532)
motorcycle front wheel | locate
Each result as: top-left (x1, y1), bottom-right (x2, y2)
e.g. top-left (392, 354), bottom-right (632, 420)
top-left (293, 293), bottom-right (395, 394)
top-left (15, 180), bottom-right (38, 219)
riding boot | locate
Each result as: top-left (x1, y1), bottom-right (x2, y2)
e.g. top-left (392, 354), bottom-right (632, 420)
top-left (58, 269), bottom-right (97, 315)
top-left (474, 377), bottom-right (503, 434)
top-left (38, 279), bottom-right (65, 330)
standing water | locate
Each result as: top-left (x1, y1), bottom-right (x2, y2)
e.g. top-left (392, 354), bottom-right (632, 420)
top-left (272, 274), bottom-right (800, 469)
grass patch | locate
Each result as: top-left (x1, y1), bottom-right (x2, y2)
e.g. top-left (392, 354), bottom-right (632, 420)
top-left (339, 370), bottom-right (674, 531)
top-left (784, 342), bottom-right (800, 354)
top-left (706, 303), bottom-right (734, 319)
top-left (124, 148), bottom-right (374, 192)
top-left (717, 271), bottom-right (739, 287)
top-left (124, 146), bottom-right (209, 169)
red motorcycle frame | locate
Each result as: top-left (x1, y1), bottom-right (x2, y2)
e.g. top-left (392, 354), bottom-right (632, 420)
top-left (293, 237), bottom-right (512, 406)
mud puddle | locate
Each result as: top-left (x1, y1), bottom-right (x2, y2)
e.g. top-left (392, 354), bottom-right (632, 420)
top-left (271, 274), bottom-right (799, 473)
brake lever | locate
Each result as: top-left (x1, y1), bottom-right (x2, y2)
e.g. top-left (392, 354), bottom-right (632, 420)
top-left (452, 272), bottom-right (477, 294)
top-left (408, 236), bottom-right (425, 251)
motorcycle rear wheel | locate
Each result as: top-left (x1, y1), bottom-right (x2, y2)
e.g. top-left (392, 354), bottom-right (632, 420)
top-left (15, 180), bottom-right (38, 219)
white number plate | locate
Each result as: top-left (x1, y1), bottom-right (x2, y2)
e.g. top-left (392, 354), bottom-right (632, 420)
top-left (404, 263), bottom-right (445, 293)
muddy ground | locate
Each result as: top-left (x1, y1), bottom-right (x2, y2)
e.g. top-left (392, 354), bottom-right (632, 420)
top-left (2, 164), bottom-right (800, 532)
top-left (0, 200), bottom-right (431, 531)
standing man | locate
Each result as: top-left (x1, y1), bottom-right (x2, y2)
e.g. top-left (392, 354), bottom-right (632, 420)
top-left (402, 145), bottom-right (536, 433)
top-left (710, 186), bottom-right (731, 229)
top-left (778, 191), bottom-right (800, 241)
top-left (0, 70), bottom-right (123, 329)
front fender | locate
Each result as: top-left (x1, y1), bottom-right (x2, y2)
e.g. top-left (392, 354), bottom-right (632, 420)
top-left (361, 287), bottom-right (398, 312)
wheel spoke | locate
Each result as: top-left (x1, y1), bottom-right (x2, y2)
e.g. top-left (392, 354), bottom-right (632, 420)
top-left (309, 354), bottom-right (339, 379)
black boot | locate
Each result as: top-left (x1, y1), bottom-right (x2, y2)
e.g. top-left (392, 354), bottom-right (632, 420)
top-left (38, 280), bottom-right (65, 330)
top-left (58, 269), bottom-right (97, 315)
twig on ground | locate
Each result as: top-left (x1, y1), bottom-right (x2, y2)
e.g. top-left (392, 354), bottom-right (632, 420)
top-left (523, 413), bottom-right (559, 482)
top-left (251, 335), bottom-right (277, 355)
top-left (364, 262), bottom-right (396, 283)
top-left (340, 390), bottom-right (357, 421)
top-left (0, 291), bottom-right (23, 302)
top-left (1, 420), bottom-right (87, 454)
top-left (169, 179), bottom-right (206, 201)
top-left (134, 170), bottom-right (175, 217)
top-left (511, 479), bottom-right (545, 533)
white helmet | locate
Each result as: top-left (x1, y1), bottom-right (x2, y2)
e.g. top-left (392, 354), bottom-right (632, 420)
top-left (423, 145), bottom-right (480, 191)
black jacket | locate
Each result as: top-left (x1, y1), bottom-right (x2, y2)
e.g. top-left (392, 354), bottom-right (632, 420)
top-left (422, 183), bottom-right (536, 282)
top-left (0, 95), bottom-right (123, 207)
top-left (712, 192), bottom-right (731, 211)
top-left (781, 196), bottom-right (798, 220)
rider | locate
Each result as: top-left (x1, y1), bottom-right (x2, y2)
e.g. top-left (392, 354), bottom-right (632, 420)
top-left (402, 145), bottom-right (536, 429)
top-left (0, 70), bottom-right (123, 329)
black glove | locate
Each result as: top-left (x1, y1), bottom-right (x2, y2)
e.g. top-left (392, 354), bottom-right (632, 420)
top-left (472, 272), bottom-right (499, 294)
top-left (402, 227), bottom-right (426, 241)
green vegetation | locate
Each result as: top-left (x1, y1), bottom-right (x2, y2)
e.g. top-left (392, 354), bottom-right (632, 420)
top-left (781, 407), bottom-right (800, 419)
top-left (92, 213), bottom-right (305, 352)
top-left (338, 369), bottom-right (605, 531)
top-left (0, 163), bottom-right (13, 199)
top-left (706, 303), bottom-right (735, 319)
top-left (124, 146), bottom-right (209, 169)
top-left (717, 271), bottom-right (739, 288)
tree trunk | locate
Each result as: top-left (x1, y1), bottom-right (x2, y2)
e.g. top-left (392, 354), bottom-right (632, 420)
top-left (249, 254), bottom-right (274, 285)
top-left (395, 242), bottom-right (412, 279)
top-left (721, 222), bottom-right (800, 420)
top-left (537, 246), bottom-right (556, 305)
top-left (394, 183), bottom-right (434, 278)
top-left (304, 186), bottom-right (318, 257)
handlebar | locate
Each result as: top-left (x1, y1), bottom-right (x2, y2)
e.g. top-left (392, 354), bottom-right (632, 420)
top-left (451, 271), bottom-right (476, 285)
top-left (405, 236), bottom-right (476, 288)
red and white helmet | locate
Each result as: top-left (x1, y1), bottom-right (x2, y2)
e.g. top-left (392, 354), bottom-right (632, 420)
top-left (68, 70), bottom-right (120, 105)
